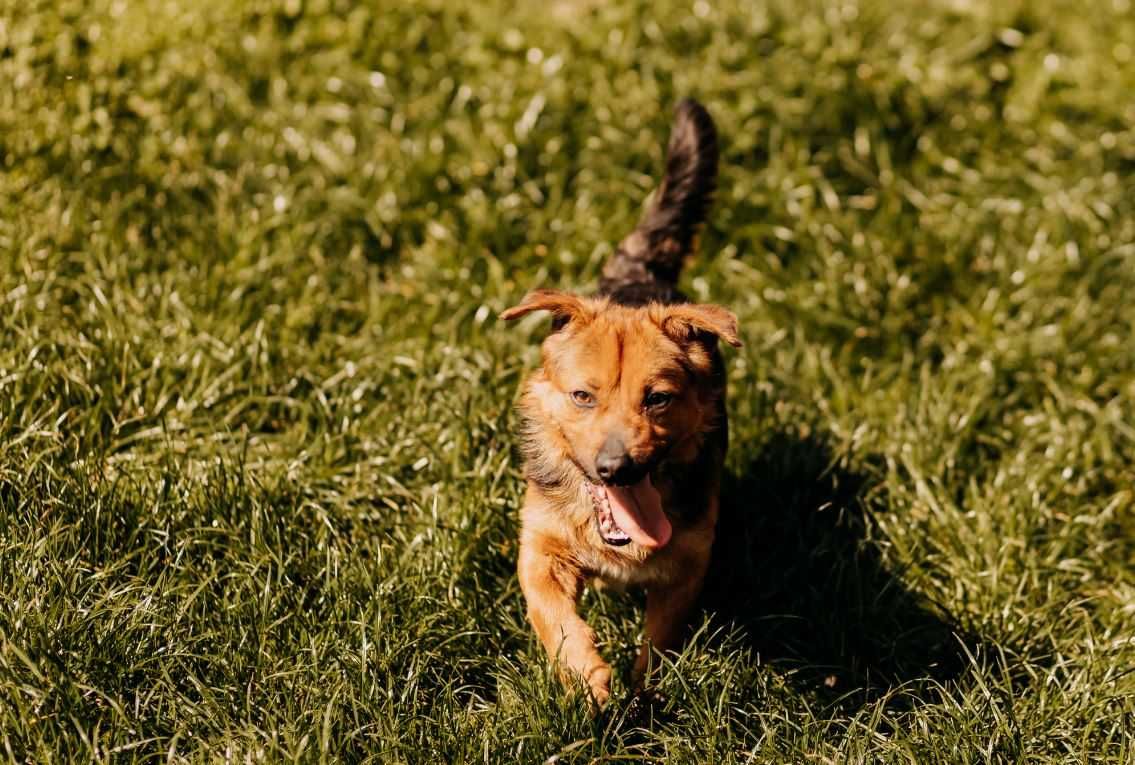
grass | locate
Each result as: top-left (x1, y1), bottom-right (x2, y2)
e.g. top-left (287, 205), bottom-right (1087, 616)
top-left (1, 0), bottom-right (1134, 760)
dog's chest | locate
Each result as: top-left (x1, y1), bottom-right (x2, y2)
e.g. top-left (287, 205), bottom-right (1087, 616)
top-left (579, 541), bottom-right (683, 589)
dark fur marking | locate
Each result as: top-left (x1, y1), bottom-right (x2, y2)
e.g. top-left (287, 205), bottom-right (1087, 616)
top-left (599, 99), bottom-right (718, 300)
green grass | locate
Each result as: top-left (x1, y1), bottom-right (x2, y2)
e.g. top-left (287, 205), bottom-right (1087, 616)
top-left (2, 0), bottom-right (1134, 760)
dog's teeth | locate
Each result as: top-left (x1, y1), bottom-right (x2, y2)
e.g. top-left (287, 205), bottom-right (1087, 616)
top-left (587, 483), bottom-right (630, 544)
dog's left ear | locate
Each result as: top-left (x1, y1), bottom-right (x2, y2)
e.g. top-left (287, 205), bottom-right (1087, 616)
top-left (659, 303), bottom-right (742, 347)
top-left (500, 289), bottom-right (593, 330)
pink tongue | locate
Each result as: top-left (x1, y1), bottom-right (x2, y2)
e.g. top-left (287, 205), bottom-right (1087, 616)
top-left (604, 475), bottom-right (672, 549)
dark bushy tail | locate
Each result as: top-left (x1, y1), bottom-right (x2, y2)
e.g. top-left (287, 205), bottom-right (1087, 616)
top-left (598, 99), bottom-right (718, 303)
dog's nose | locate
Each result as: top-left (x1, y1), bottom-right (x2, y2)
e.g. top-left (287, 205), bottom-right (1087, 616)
top-left (595, 436), bottom-right (637, 484)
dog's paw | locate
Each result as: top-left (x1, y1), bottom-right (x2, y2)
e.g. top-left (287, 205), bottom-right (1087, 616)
top-left (585, 664), bottom-right (612, 709)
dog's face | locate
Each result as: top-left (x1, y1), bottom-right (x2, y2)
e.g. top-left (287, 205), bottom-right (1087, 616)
top-left (503, 290), bottom-right (739, 547)
top-left (540, 311), bottom-right (692, 484)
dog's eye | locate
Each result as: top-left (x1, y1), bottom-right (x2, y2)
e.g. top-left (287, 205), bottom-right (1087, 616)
top-left (570, 390), bottom-right (596, 407)
top-left (644, 390), bottom-right (674, 409)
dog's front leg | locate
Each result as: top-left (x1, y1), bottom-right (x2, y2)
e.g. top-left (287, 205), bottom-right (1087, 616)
top-left (632, 556), bottom-right (709, 685)
top-left (518, 542), bottom-right (611, 705)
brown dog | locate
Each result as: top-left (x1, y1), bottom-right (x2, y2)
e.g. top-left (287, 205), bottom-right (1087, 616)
top-left (501, 100), bottom-right (738, 706)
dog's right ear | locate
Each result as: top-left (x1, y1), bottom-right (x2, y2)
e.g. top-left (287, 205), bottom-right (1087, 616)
top-left (500, 289), bottom-right (592, 331)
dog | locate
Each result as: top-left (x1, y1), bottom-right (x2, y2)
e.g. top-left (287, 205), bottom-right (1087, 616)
top-left (501, 99), bottom-right (739, 707)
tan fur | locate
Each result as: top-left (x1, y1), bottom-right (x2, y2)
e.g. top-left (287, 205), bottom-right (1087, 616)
top-left (503, 292), bottom-right (737, 705)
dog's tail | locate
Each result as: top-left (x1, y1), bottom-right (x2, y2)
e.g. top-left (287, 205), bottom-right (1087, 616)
top-left (598, 98), bottom-right (718, 301)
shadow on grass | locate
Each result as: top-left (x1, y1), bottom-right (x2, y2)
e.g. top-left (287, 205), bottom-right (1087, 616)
top-left (702, 432), bottom-right (986, 712)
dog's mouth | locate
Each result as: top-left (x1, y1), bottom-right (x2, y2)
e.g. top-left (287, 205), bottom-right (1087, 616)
top-left (585, 476), bottom-right (672, 550)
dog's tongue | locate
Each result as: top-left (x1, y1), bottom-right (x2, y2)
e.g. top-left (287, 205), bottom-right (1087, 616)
top-left (604, 475), bottom-right (672, 549)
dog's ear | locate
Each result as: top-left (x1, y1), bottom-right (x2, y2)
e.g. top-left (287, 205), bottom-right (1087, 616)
top-left (500, 289), bottom-right (592, 330)
top-left (659, 303), bottom-right (741, 347)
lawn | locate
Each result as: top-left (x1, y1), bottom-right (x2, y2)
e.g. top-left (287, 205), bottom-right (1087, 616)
top-left (1, 0), bottom-right (1134, 761)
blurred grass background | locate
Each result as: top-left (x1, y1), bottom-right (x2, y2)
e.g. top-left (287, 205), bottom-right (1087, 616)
top-left (1, 0), bottom-right (1134, 761)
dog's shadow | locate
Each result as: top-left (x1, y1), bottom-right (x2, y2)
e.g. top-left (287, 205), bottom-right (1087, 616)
top-left (699, 432), bottom-right (983, 711)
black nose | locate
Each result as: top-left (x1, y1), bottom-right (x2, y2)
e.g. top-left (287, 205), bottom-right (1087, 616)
top-left (595, 435), bottom-right (640, 485)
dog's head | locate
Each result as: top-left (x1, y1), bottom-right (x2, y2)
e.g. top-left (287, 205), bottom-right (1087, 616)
top-left (502, 290), bottom-right (739, 549)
